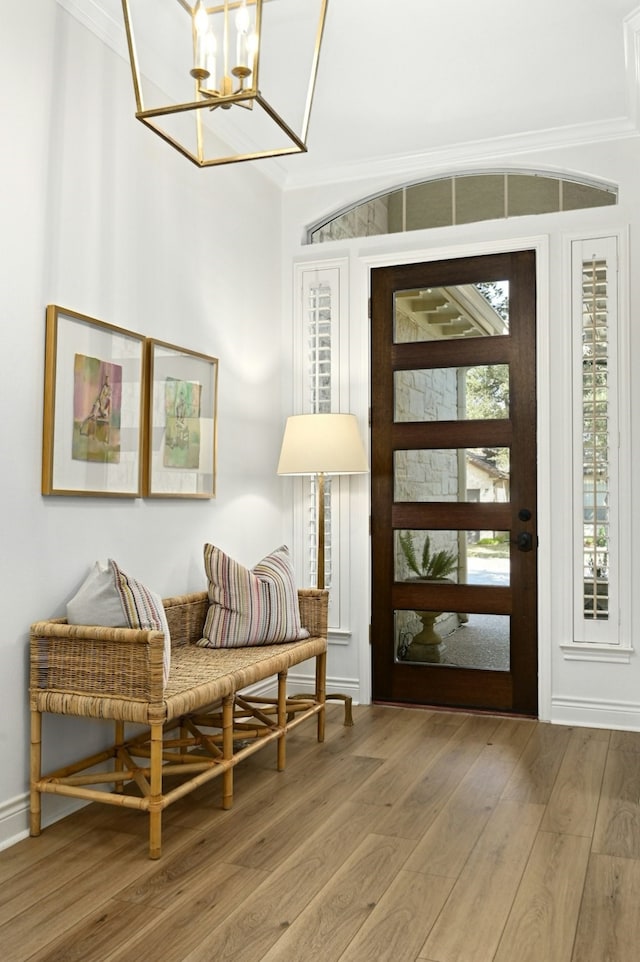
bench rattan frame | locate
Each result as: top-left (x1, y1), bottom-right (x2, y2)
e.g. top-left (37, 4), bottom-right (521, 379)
top-left (30, 589), bottom-right (328, 858)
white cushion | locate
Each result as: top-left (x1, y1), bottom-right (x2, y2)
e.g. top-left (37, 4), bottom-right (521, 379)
top-left (67, 560), bottom-right (171, 686)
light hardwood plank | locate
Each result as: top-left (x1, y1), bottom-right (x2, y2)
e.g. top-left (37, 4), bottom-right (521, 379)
top-left (25, 899), bottom-right (164, 962)
top-left (350, 726), bottom-right (464, 809)
top-left (571, 853), bottom-right (640, 962)
top-left (540, 727), bottom-right (610, 836)
top-left (101, 864), bottom-right (270, 962)
top-left (350, 705), bottom-right (437, 759)
top-left (0, 828), bottom-right (146, 927)
top-left (288, 706), bottom-right (381, 756)
top-left (501, 721), bottom-right (572, 804)
top-left (172, 799), bottom-right (389, 962)
top-left (377, 714), bottom-right (504, 840)
top-left (0, 829), bottom-right (193, 960)
top-left (420, 800), bottom-right (545, 962)
top-left (0, 821), bottom-right (94, 887)
top-left (609, 729), bottom-right (640, 753)
top-left (337, 869), bottom-right (454, 962)
top-left (406, 718), bottom-right (534, 878)
top-left (493, 831), bottom-right (591, 962)
top-left (230, 754), bottom-right (382, 871)
top-left (256, 833), bottom-right (415, 962)
top-left (592, 747), bottom-right (640, 858)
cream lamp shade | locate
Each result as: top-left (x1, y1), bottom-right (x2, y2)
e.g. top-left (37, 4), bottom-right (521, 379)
top-left (277, 412), bottom-right (367, 593)
top-left (277, 413), bottom-right (368, 477)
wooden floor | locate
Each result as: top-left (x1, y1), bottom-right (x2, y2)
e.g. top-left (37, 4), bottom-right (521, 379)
top-left (2, 704), bottom-right (640, 961)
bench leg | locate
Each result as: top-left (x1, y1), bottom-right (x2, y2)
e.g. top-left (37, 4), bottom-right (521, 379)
top-left (180, 718), bottom-right (189, 756)
top-left (277, 670), bottom-right (287, 771)
top-left (316, 651), bottom-right (327, 742)
top-left (149, 722), bottom-right (163, 859)
top-left (114, 720), bottom-right (125, 794)
top-left (326, 693), bottom-right (353, 727)
top-left (222, 694), bottom-right (234, 810)
top-left (30, 710), bottom-right (42, 837)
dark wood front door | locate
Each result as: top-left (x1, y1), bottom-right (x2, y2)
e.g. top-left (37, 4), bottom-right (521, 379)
top-left (370, 250), bottom-right (538, 715)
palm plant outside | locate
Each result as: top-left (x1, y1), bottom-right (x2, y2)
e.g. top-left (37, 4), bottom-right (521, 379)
top-left (399, 532), bottom-right (457, 580)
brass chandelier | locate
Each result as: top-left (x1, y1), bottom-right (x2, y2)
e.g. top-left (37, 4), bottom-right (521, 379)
top-left (121, 0), bottom-right (329, 168)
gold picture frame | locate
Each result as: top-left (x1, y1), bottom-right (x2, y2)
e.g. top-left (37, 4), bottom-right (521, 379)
top-left (42, 305), bottom-right (146, 497)
top-left (144, 339), bottom-right (218, 499)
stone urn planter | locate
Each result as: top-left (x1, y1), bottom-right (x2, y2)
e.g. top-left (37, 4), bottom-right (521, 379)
top-left (403, 580), bottom-right (452, 663)
top-left (398, 532), bottom-right (457, 664)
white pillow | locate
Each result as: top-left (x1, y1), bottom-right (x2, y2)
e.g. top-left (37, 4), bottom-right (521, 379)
top-left (67, 560), bottom-right (171, 686)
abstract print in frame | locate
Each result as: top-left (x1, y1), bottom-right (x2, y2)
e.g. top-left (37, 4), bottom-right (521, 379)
top-left (145, 339), bottom-right (218, 498)
top-left (163, 376), bottom-right (202, 470)
top-left (42, 306), bottom-right (145, 497)
top-left (73, 354), bottom-right (122, 463)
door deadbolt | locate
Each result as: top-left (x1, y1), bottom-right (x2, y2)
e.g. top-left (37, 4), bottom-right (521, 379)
top-left (516, 531), bottom-right (534, 552)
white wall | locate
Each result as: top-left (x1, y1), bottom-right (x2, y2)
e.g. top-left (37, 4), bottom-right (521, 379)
top-left (0, 2), bottom-right (288, 849)
top-left (281, 137), bottom-right (640, 728)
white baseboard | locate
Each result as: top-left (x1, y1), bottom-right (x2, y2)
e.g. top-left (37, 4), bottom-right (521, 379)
top-left (0, 793), bottom-right (30, 853)
top-left (551, 694), bottom-right (640, 731)
top-left (0, 791), bottom-right (89, 854)
top-left (245, 671), bottom-right (360, 702)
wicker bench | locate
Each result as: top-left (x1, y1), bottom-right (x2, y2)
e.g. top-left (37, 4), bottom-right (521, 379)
top-left (29, 588), bottom-right (328, 859)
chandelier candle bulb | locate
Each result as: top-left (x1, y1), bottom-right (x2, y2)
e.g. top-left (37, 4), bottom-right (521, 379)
top-left (192, 1), bottom-right (210, 76)
top-left (235, 1), bottom-right (251, 71)
top-left (204, 31), bottom-right (217, 87)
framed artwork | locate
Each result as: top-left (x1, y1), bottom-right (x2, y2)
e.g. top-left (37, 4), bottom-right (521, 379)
top-left (42, 305), bottom-right (146, 497)
top-left (145, 339), bottom-right (218, 498)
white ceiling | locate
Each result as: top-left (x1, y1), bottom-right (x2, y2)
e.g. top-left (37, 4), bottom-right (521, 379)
top-left (63, 0), bottom-right (640, 188)
top-left (294, 0), bottom-right (640, 187)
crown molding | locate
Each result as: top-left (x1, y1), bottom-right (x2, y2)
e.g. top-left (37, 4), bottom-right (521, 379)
top-left (283, 116), bottom-right (639, 191)
top-left (57, 0), bottom-right (126, 56)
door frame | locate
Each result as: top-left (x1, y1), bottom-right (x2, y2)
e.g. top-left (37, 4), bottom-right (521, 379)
top-left (357, 234), bottom-right (551, 718)
top-left (370, 250), bottom-right (536, 713)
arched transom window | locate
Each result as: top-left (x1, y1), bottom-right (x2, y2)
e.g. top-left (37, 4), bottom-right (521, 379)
top-left (307, 171), bottom-right (617, 244)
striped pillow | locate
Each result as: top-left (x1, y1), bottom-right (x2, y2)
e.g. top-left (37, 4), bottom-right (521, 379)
top-left (110, 561), bottom-right (171, 685)
top-left (199, 544), bottom-right (309, 648)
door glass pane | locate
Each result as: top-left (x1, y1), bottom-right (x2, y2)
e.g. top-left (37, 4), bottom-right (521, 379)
top-left (394, 530), bottom-right (510, 586)
top-left (394, 281), bottom-right (509, 343)
top-left (395, 610), bottom-right (510, 671)
top-left (394, 364), bottom-right (510, 422)
top-left (394, 449), bottom-right (510, 503)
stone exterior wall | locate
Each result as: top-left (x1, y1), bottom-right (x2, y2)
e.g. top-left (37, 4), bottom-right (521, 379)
top-left (393, 313), bottom-right (460, 576)
top-left (393, 336), bottom-right (462, 652)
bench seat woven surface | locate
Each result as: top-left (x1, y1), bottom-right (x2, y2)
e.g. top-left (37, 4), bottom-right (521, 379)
top-left (162, 635), bottom-right (326, 719)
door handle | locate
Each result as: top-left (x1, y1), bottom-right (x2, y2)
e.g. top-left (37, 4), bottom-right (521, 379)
top-left (515, 531), bottom-right (534, 552)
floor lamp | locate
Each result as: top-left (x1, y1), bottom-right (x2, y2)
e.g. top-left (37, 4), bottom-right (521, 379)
top-left (277, 413), bottom-right (368, 725)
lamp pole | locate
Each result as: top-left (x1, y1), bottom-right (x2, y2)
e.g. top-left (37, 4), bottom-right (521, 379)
top-left (316, 472), bottom-right (326, 591)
